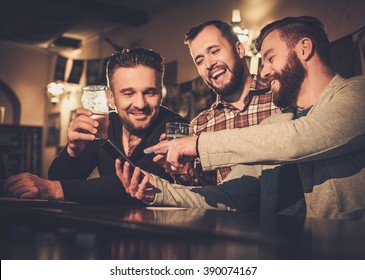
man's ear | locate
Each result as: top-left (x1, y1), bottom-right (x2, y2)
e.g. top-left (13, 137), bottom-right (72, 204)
top-left (299, 38), bottom-right (315, 61)
top-left (108, 88), bottom-right (116, 109)
top-left (235, 41), bottom-right (246, 58)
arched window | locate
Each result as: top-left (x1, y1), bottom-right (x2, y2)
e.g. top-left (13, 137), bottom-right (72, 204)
top-left (0, 80), bottom-right (21, 124)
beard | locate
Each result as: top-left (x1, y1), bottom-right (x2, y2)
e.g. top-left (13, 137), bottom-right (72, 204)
top-left (207, 56), bottom-right (244, 98)
top-left (271, 51), bottom-right (306, 108)
top-left (121, 107), bottom-right (158, 137)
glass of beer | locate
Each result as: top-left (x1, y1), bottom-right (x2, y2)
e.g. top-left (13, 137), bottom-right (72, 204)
top-left (164, 122), bottom-right (192, 174)
top-left (81, 85), bottom-right (109, 140)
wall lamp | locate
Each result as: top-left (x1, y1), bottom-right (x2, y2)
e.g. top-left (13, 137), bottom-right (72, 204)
top-left (231, 9), bottom-right (259, 57)
top-left (231, 9), bottom-right (250, 44)
top-left (46, 82), bottom-right (68, 104)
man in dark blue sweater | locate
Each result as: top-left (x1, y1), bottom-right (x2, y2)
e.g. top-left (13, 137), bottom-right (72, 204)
top-left (4, 47), bottom-right (187, 202)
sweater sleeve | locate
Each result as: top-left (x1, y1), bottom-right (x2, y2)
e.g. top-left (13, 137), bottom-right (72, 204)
top-left (61, 174), bottom-right (142, 204)
top-left (151, 164), bottom-right (261, 210)
top-left (199, 75), bottom-right (365, 170)
top-left (48, 143), bottom-right (99, 180)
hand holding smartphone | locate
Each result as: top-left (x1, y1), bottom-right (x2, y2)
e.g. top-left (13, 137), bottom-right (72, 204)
top-left (101, 139), bottom-right (145, 180)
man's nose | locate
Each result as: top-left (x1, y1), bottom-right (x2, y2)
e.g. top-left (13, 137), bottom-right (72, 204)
top-left (205, 57), bottom-right (216, 70)
top-left (134, 93), bottom-right (147, 108)
top-left (260, 64), bottom-right (271, 79)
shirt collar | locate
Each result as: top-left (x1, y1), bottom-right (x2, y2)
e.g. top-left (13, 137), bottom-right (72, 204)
top-left (212, 74), bottom-right (271, 109)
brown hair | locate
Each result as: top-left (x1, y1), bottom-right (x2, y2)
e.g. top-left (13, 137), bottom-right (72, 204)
top-left (106, 47), bottom-right (165, 88)
top-left (256, 16), bottom-right (333, 70)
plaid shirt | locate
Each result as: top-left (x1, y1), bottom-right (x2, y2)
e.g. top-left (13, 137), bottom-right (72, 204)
top-left (190, 74), bottom-right (280, 185)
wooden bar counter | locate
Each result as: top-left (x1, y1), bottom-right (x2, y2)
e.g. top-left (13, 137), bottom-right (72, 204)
top-left (1, 197), bottom-right (365, 260)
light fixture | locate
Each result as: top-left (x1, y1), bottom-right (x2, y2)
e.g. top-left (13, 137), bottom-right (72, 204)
top-left (48, 36), bottom-right (82, 49)
top-left (231, 9), bottom-right (258, 57)
top-left (46, 82), bottom-right (66, 104)
top-left (231, 9), bottom-right (250, 44)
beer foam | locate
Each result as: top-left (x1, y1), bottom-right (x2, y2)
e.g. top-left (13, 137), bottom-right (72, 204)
top-left (81, 90), bottom-right (109, 114)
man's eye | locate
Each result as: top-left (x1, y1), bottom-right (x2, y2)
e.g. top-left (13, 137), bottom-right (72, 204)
top-left (211, 48), bottom-right (220, 54)
top-left (123, 92), bottom-right (134, 97)
top-left (268, 56), bottom-right (274, 63)
top-left (196, 59), bottom-right (203, 65)
top-left (143, 89), bottom-right (159, 96)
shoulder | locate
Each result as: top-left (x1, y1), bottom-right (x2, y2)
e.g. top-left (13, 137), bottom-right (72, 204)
top-left (342, 75), bottom-right (365, 91)
top-left (159, 106), bottom-right (188, 123)
top-left (191, 106), bottom-right (215, 125)
top-left (319, 75), bottom-right (365, 105)
top-left (190, 107), bottom-right (216, 134)
top-left (342, 74), bottom-right (365, 84)
top-left (148, 106), bottom-right (187, 136)
top-left (143, 107), bottom-right (186, 147)
top-left (330, 74), bottom-right (365, 92)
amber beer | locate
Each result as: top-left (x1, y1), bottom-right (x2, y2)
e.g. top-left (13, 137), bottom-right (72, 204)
top-left (164, 122), bottom-right (191, 174)
top-left (81, 85), bottom-right (109, 140)
top-left (91, 113), bottom-right (109, 140)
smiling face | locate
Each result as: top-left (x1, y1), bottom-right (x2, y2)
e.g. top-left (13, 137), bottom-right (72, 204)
top-left (109, 66), bottom-right (162, 134)
top-left (260, 30), bottom-right (306, 108)
top-left (189, 25), bottom-right (245, 98)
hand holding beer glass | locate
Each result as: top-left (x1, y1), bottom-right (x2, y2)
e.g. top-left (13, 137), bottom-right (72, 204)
top-left (164, 122), bottom-right (192, 174)
top-left (81, 85), bottom-right (109, 140)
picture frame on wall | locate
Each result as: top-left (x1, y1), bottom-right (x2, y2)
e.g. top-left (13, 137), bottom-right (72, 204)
top-left (330, 26), bottom-right (365, 78)
top-left (46, 113), bottom-right (60, 147)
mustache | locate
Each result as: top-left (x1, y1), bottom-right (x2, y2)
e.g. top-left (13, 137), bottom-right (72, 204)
top-left (128, 107), bottom-right (152, 115)
top-left (263, 73), bottom-right (281, 85)
top-left (208, 65), bottom-right (227, 76)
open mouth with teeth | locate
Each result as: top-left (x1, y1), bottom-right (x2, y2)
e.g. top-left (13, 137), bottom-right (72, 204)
top-left (210, 68), bottom-right (227, 80)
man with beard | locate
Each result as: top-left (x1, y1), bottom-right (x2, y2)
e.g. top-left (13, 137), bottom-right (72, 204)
top-left (119, 16), bottom-right (365, 220)
top-left (3, 48), bottom-right (187, 202)
top-left (177, 20), bottom-right (279, 185)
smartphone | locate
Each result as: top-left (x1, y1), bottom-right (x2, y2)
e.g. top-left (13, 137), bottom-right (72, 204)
top-left (101, 139), bottom-right (145, 180)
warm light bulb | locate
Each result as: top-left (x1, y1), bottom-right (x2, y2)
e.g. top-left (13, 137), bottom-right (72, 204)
top-left (233, 26), bottom-right (243, 34)
top-left (47, 82), bottom-right (65, 96)
top-left (47, 82), bottom-right (66, 104)
top-left (232, 9), bottom-right (241, 23)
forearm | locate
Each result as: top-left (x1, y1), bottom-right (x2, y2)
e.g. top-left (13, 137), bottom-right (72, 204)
top-left (48, 147), bottom-right (82, 179)
top-left (61, 174), bottom-right (137, 203)
top-left (199, 77), bottom-right (365, 170)
top-left (153, 176), bottom-right (233, 209)
top-left (152, 164), bottom-right (261, 211)
top-left (48, 145), bottom-right (97, 180)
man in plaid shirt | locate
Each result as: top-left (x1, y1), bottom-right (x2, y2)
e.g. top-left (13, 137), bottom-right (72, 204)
top-left (183, 20), bottom-right (280, 185)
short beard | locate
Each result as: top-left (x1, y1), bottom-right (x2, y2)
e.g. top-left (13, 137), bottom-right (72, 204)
top-left (208, 56), bottom-right (244, 98)
top-left (122, 107), bottom-right (157, 137)
top-left (272, 51), bottom-right (306, 108)
top-left (123, 120), bottom-right (149, 137)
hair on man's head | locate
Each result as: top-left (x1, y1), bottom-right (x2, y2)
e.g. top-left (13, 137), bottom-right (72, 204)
top-left (106, 47), bottom-right (165, 88)
top-left (184, 20), bottom-right (239, 48)
top-left (256, 16), bottom-right (333, 70)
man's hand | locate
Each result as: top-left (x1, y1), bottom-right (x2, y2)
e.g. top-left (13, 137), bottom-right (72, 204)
top-left (4, 173), bottom-right (64, 200)
top-left (67, 108), bottom-right (98, 157)
top-left (151, 133), bottom-right (168, 168)
top-left (144, 135), bottom-right (198, 172)
top-left (115, 159), bottom-right (156, 203)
